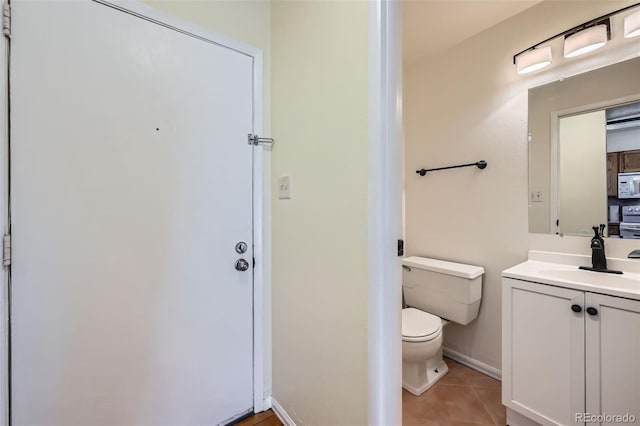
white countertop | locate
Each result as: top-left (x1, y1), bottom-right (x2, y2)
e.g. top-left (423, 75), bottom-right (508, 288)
top-left (502, 250), bottom-right (640, 301)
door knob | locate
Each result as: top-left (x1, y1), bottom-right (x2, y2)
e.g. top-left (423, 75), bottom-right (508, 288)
top-left (586, 306), bottom-right (599, 316)
top-left (571, 304), bottom-right (582, 313)
top-left (235, 258), bottom-right (249, 272)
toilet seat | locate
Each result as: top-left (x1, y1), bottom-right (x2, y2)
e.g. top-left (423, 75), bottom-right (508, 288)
top-left (402, 308), bottom-right (442, 342)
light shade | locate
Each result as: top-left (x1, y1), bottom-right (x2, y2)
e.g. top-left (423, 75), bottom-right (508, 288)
top-left (563, 24), bottom-right (608, 58)
top-left (516, 46), bottom-right (552, 74)
top-left (624, 9), bottom-right (640, 38)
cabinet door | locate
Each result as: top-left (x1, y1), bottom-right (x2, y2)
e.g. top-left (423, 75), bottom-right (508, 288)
top-left (607, 153), bottom-right (618, 197)
top-left (620, 150), bottom-right (640, 172)
top-left (585, 293), bottom-right (640, 425)
top-left (503, 278), bottom-right (585, 425)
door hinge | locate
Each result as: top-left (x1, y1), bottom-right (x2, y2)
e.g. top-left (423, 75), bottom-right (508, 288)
top-left (248, 133), bottom-right (275, 148)
top-left (3, 233), bottom-right (10, 268)
top-left (2, 2), bottom-right (10, 39)
top-left (398, 239), bottom-right (404, 257)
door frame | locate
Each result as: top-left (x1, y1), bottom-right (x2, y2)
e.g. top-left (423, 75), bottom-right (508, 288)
top-left (0, 11), bottom-right (8, 424)
top-left (368, 0), bottom-right (403, 424)
top-left (0, 1), bottom-right (269, 422)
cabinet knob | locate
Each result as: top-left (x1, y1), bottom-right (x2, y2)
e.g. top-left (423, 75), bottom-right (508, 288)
top-left (571, 304), bottom-right (582, 313)
top-left (586, 307), bottom-right (599, 316)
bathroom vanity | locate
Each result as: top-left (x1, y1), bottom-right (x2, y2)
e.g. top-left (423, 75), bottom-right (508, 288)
top-left (502, 251), bottom-right (640, 426)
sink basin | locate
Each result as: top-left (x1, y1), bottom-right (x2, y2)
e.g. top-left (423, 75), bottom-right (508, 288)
top-left (502, 251), bottom-right (640, 301)
top-left (539, 268), bottom-right (640, 291)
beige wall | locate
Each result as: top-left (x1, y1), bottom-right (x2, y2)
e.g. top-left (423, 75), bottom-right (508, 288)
top-left (271, 1), bottom-right (369, 424)
top-left (528, 58), bottom-right (640, 233)
top-left (404, 0), bottom-right (638, 370)
top-left (141, 0), bottom-right (273, 400)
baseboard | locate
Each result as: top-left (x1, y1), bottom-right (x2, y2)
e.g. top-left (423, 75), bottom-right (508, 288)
top-left (271, 398), bottom-right (297, 426)
top-left (443, 347), bottom-right (502, 381)
top-left (263, 396), bottom-right (272, 410)
top-left (506, 407), bottom-right (542, 426)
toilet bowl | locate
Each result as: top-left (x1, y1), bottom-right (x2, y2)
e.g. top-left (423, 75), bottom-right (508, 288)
top-left (401, 256), bottom-right (484, 396)
top-left (402, 307), bottom-right (448, 395)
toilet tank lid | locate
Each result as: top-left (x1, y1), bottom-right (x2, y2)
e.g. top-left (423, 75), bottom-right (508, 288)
top-left (402, 256), bottom-right (484, 279)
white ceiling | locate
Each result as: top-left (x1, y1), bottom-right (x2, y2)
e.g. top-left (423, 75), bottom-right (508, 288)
top-left (402, 0), bottom-right (543, 65)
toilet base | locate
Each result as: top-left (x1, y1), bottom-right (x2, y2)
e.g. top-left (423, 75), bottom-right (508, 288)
top-left (402, 347), bottom-right (448, 396)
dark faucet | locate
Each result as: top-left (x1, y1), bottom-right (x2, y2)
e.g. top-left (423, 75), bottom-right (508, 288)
top-left (590, 224), bottom-right (607, 270)
top-left (579, 224), bottom-right (623, 274)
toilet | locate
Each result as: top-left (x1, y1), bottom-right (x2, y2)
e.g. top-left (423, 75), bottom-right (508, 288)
top-left (401, 256), bottom-right (484, 396)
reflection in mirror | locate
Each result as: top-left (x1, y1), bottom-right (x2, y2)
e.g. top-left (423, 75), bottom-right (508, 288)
top-left (528, 57), bottom-right (640, 238)
top-left (558, 110), bottom-right (607, 236)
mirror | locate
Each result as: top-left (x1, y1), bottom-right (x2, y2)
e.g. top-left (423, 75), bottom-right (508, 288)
top-left (528, 57), bottom-right (640, 237)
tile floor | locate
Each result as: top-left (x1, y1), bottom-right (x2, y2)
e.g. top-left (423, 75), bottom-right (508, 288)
top-left (403, 358), bottom-right (506, 426)
top-left (238, 358), bottom-right (504, 426)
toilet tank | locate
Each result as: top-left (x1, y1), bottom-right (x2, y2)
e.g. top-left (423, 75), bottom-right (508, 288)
top-left (402, 256), bottom-right (484, 325)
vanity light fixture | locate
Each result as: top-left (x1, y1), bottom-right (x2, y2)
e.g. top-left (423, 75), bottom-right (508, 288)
top-left (516, 46), bottom-right (552, 74)
top-left (563, 21), bottom-right (610, 58)
top-left (625, 9), bottom-right (640, 38)
top-left (513, 2), bottom-right (640, 74)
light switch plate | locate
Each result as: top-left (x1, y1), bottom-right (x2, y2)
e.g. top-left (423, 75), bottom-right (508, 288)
top-left (279, 175), bottom-right (292, 199)
top-left (530, 190), bottom-right (543, 202)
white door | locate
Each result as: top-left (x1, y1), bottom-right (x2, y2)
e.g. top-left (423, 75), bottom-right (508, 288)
top-left (10, 1), bottom-right (255, 425)
top-left (558, 111), bottom-right (608, 236)
top-left (503, 279), bottom-right (585, 425)
top-left (585, 293), bottom-right (640, 425)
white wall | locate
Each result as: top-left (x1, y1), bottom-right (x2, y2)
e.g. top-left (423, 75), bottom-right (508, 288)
top-left (404, 0), bottom-right (639, 371)
top-left (271, 1), bottom-right (370, 424)
top-left (141, 0), bottom-right (273, 401)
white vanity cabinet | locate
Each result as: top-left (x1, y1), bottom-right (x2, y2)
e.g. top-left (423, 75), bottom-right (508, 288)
top-left (502, 273), bottom-right (640, 426)
top-left (585, 292), bottom-right (640, 424)
top-left (503, 278), bottom-right (585, 425)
